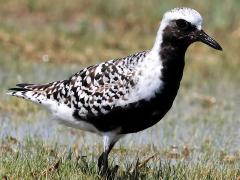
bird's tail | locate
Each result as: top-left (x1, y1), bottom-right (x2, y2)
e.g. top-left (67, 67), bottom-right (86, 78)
top-left (7, 80), bottom-right (69, 109)
top-left (7, 83), bottom-right (51, 105)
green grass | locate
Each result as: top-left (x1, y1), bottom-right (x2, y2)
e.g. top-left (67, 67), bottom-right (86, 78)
top-left (0, 0), bottom-right (240, 179)
top-left (0, 137), bottom-right (239, 179)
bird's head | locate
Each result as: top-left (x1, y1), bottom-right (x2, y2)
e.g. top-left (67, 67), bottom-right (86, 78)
top-left (159, 7), bottom-right (222, 51)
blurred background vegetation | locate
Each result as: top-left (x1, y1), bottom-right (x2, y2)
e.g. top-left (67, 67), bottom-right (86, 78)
top-left (0, 0), bottom-right (239, 179)
top-left (0, 0), bottom-right (239, 64)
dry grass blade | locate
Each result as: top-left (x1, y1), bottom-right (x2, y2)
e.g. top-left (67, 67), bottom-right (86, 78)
top-left (192, 92), bottom-right (216, 107)
top-left (130, 153), bottom-right (159, 173)
top-left (41, 159), bottom-right (61, 176)
top-left (2, 175), bottom-right (11, 180)
top-left (40, 148), bottom-right (66, 176)
top-left (129, 158), bottom-right (140, 174)
top-left (138, 153), bottom-right (159, 168)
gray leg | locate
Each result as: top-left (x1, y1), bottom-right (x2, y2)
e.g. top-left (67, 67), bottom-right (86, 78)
top-left (98, 133), bottom-right (122, 174)
top-left (98, 140), bottom-right (117, 174)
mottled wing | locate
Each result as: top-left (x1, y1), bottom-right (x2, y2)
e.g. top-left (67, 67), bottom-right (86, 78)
top-left (8, 51), bottom-right (148, 130)
top-left (68, 51), bottom-right (148, 118)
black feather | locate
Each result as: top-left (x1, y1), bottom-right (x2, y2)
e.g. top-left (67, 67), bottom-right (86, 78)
top-left (16, 83), bottom-right (33, 88)
top-left (8, 87), bottom-right (27, 91)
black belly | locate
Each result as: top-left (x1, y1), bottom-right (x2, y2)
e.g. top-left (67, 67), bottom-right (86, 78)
top-left (73, 89), bottom-right (178, 134)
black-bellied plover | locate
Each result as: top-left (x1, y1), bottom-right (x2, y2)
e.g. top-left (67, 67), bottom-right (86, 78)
top-left (8, 7), bottom-right (222, 174)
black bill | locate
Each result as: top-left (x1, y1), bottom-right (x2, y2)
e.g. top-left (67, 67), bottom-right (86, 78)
top-left (197, 30), bottom-right (222, 51)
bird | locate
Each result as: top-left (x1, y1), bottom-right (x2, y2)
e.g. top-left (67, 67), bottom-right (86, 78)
top-left (7, 7), bottom-right (222, 174)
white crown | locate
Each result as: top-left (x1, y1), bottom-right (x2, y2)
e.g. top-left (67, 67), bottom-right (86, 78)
top-left (162, 7), bottom-right (203, 30)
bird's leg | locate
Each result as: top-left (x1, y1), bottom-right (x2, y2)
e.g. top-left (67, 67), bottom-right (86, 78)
top-left (98, 141), bottom-right (116, 174)
top-left (98, 151), bottom-right (109, 174)
top-left (98, 135), bottom-right (119, 175)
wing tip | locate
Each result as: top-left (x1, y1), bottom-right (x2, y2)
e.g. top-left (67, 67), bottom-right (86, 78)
top-left (16, 83), bottom-right (33, 88)
top-left (7, 83), bottom-right (34, 93)
top-left (8, 87), bottom-right (26, 91)
top-left (7, 84), bottom-right (30, 96)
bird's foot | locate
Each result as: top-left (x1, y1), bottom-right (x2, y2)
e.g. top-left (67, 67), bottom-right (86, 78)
top-left (98, 165), bottom-right (119, 178)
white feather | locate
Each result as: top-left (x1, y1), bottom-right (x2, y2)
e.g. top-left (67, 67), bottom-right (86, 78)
top-left (49, 101), bottom-right (100, 134)
top-left (163, 8), bottom-right (203, 30)
top-left (117, 53), bottom-right (163, 106)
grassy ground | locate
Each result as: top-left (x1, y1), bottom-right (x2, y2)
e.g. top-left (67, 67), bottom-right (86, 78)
top-left (0, 0), bottom-right (240, 179)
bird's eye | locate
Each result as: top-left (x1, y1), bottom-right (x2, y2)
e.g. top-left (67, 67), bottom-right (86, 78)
top-left (176, 19), bottom-right (189, 30)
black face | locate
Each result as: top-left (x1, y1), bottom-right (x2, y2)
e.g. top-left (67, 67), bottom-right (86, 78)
top-left (163, 19), bottom-right (222, 51)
